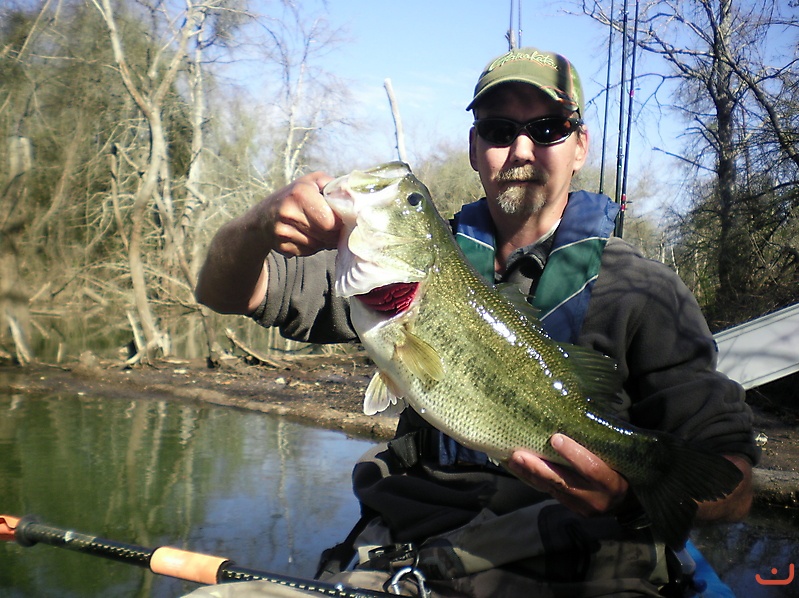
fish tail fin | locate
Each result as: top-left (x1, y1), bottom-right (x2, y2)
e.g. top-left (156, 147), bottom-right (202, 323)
top-left (630, 435), bottom-right (743, 549)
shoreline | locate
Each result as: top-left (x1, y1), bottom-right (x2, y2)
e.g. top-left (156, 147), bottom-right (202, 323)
top-left (1, 352), bottom-right (797, 509)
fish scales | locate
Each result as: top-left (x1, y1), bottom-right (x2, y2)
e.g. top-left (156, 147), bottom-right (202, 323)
top-left (323, 162), bottom-right (743, 549)
top-left (361, 215), bottom-right (640, 473)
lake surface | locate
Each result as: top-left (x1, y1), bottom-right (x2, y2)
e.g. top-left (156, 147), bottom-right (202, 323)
top-left (0, 389), bottom-right (374, 597)
top-left (1, 386), bottom-right (798, 597)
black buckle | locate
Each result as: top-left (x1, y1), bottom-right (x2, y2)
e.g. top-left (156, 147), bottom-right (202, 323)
top-left (388, 430), bottom-right (436, 469)
top-left (363, 543), bottom-right (418, 571)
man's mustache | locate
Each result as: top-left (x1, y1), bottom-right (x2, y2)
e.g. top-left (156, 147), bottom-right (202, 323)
top-left (495, 165), bottom-right (547, 183)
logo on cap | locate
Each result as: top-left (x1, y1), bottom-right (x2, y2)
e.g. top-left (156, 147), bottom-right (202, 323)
top-left (486, 50), bottom-right (558, 73)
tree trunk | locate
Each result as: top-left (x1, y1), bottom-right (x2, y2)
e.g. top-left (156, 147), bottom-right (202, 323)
top-left (95, 0), bottom-right (205, 360)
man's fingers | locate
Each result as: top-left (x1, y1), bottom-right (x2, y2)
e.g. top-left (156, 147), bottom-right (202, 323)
top-left (271, 175), bottom-right (341, 255)
top-left (508, 451), bottom-right (566, 492)
top-left (549, 434), bottom-right (623, 490)
top-left (509, 436), bottom-right (630, 516)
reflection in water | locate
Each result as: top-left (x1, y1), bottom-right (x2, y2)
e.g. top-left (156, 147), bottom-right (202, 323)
top-left (0, 391), bottom-right (374, 597)
top-left (2, 388), bottom-right (799, 597)
top-left (692, 506), bottom-right (799, 598)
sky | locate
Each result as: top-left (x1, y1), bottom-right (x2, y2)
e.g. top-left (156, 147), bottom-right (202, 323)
top-left (318, 0), bottom-right (625, 162)
top-left (242, 0), bottom-right (685, 218)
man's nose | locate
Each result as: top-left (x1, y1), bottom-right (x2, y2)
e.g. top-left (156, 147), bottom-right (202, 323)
top-left (507, 131), bottom-right (536, 164)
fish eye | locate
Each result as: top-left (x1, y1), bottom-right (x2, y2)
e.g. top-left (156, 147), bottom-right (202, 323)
top-left (407, 192), bottom-right (424, 206)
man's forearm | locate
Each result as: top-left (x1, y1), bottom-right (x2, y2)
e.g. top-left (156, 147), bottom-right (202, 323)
top-left (195, 212), bottom-right (272, 315)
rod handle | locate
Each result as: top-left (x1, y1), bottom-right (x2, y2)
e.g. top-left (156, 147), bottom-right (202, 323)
top-left (1, 514), bottom-right (41, 546)
top-left (0, 515), bottom-right (21, 542)
top-left (150, 546), bottom-right (231, 585)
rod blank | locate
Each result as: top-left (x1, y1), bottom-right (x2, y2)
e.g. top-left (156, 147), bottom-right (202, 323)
top-left (1, 515), bottom-right (396, 598)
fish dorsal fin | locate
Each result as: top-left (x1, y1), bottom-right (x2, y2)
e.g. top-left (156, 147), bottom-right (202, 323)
top-left (364, 371), bottom-right (407, 416)
top-left (496, 283), bottom-right (540, 320)
top-left (396, 328), bottom-right (445, 383)
top-left (559, 343), bottom-right (623, 408)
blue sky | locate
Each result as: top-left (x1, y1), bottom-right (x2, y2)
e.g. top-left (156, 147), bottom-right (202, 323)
top-left (319, 0), bottom-right (623, 163)
top-left (239, 0), bottom-right (683, 217)
top-left (236, 0), bottom-right (796, 219)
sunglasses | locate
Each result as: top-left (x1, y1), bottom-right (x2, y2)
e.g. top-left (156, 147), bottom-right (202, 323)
top-left (473, 115), bottom-right (582, 147)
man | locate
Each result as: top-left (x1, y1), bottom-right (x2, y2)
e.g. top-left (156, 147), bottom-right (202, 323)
top-left (194, 47), bottom-right (757, 597)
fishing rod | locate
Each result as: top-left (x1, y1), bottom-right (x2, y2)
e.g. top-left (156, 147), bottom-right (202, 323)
top-left (613, 0), bottom-right (630, 239)
top-left (507, 0), bottom-right (522, 50)
top-left (1, 514), bottom-right (400, 598)
top-left (598, 0), bottom-right (615, 196)
top-left (616, 0), bottom-right (640, 240)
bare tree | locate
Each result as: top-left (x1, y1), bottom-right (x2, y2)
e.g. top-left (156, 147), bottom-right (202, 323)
top-left (583, 0), bottom-right (799, 326)
top-left (0, 1), bottom-right (61, 362)
top-left (90, 0), bottom-right (205, 358)
top-left (0, 0), bottom-right (358, 363)
top-left (253, 1), bottom-right (353, 187)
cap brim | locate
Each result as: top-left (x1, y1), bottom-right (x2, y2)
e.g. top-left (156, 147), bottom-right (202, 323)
top-left (466, 79), bottom-right (579, 113)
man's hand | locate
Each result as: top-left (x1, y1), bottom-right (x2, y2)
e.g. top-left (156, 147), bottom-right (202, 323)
top-left (267, 172), bottom-right (341, 257)
top-left (508, 436), bottom-right (753, 523)
top-left (195, 171), bottom-right (340, 315)
top-left (507, 434), bottom-right (629, 517)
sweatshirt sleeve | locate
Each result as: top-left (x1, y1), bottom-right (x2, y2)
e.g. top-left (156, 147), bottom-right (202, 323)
top-left (249, 249), bottom-right (358, 344)
top-left (581, 238), bottom-right (759, 465)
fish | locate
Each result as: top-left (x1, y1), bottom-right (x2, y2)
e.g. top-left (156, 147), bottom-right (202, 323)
top-left (322, 161), bottom-right (743, 549)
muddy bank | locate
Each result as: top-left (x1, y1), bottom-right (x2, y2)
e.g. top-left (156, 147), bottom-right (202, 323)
top-left (0, 352), bottom-right (397, 439)
top-left (1, 351), bottom-right (797, 509)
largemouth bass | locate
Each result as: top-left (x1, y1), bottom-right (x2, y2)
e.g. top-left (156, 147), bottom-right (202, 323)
top-left (323, 161), bottom-right (742, 549)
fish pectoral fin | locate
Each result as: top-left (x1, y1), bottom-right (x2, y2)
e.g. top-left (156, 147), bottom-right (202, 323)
top-left (364, 371), bottom-right (407, 416)
top-left (560, 343), bottom-right (623, 407)
top-left (396, 328), bottom-right (445, 383)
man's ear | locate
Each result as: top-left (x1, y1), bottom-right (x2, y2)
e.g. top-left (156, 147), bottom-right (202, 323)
top-left (468, 127), bottom-right (478, 171)
top-left (573, 126), bottom-right (589, 174)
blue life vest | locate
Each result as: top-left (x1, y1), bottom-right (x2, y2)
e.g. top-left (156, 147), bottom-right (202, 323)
top-left (454, 190), bottom-right (619, 343)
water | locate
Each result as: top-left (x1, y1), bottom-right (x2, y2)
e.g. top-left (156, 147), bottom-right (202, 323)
top-left (0, 390), bottom-right (375, 597)
top-left (692, 508), bottom-right (799, 597)
top-left (2, 388), bottom-right (798, 597)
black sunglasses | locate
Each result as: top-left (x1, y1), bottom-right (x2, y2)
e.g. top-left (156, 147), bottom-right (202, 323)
top-left (474, 115), bottom-right (582, 147)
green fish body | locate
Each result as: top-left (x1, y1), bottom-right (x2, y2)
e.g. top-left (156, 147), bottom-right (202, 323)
top-left (323, 162), bottom-right (742, 549)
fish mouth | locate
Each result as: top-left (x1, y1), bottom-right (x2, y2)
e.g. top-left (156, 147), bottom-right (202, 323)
top-left (355, 282), bottom-right (419, 316)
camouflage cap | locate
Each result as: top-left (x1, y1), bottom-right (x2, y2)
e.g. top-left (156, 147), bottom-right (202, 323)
top-left (467, 47), bottom-right (584, 115)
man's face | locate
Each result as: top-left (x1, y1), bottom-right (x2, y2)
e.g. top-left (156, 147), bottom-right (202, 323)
top-left (468, 83), bottom-right (588, 219)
